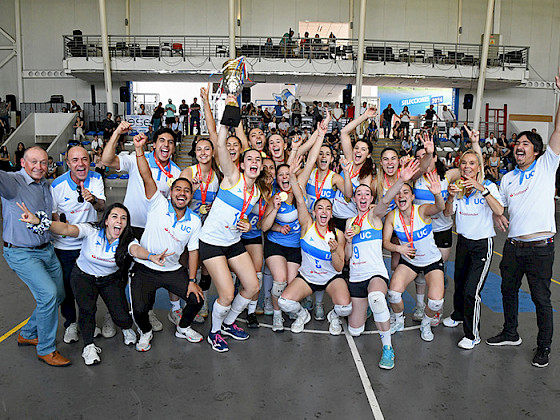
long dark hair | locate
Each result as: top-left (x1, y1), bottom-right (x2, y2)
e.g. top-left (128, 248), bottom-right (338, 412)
top-left (354, 139), bottom-right (375, 180)
top-left (94, 203), bottom-right (134, 273)
top-left (240, 148), bottom-right (272, 202)
top-left (194, 138), bottom-right (223, 183)
top-left (416, 145), bottom-right (446, 180)
top-left (314, 197), bottom-right (337, 240)
top-left (376, 147), bottom-right (400, 201)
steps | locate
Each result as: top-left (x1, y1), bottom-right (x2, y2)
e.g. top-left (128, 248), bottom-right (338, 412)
top-left (174, 135), bottom-right (196, 169)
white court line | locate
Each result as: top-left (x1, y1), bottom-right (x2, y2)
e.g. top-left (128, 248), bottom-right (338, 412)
top-left (342, 319), bottom-right (384, 419)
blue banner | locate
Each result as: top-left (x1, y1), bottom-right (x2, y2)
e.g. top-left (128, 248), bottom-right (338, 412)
top-left (378, 87), bottom-right (453, 116)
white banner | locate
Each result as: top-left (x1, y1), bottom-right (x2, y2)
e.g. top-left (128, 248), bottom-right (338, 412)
top-left (125, 115), bottom-right (152, 133)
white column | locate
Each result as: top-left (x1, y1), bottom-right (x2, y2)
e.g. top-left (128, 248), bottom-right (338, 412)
top-left (99, 0), bottom-right (114, 115)
top-left (457, 0), bottom-right (463, 44)
top-left (349, 0), bottom-right (354, 39)
top-left (125, 0), bottom-right (130, 38)
top-left (354, 0), bottom-right (367, 110)
top-left (493, 0), bottom-right (501, 34)
top-left (473, 0), bottom-right (495, 132)
top-left (228, 0), bottom-right (236, 60)
top-left (15, 0), bottom-right (24, 104)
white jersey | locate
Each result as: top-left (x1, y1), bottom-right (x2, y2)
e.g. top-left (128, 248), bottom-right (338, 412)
top-left (332, 168), bottom-right (360, 219)
top-left (200, 175), bottom-right (261, 246)
top-left (305, 169), bottom-right (337, 213)
top-left (454, 180), bottom-right (502, 240)
top-left (119, 152), bottom-right (181, 228)
top-left (349, 214), bottom-right (388, 282)
top-left (131, 192), bottom-right (201, 272)
top-left (51, 170), bottom-right (106, 250)
top-left (75, 224), bottom-right (120, 277)
top-left (413, 173), bottom-right (452, 232)
top-left (187, 165), bottom-right (220, 216)
top-left (499, 147), bottom-right (560, 239)
top-left (393, 205), bottom-right (441, 267)
top-left (299, 223), bottom-right (342, 285)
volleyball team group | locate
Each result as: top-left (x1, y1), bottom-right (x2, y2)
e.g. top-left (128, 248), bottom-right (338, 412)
top-left (11, 73), bottom-right (560, 369)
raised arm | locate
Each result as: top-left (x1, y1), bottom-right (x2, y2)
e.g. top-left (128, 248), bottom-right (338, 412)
top-left (234, 121), bottom-right (250, 152)
top-left (101, 121), bottom-right (130, 170)
top-left (200, 84), bottom-right (219, 151)
top-left (295, 123), bottom-right (326, 183)
top-left (17, 202), bottom-right (80, 237)
top-left (133, 133), bottom-right (158, 199)
top-left (340, 107), bottom-right (376, 159)
top-left (419, 171), bottom-right (445, 217)
top-left (372, 159), bottom-right (420, 218)
top-left (216, 122), bottom-right (239, 184)
top-left (289, 155), bottom-right (313, 230)
top-left (548, 68), bottom-right (560, 154)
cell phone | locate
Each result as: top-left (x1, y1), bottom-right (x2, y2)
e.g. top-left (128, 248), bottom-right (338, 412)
top-left (59, 213), bottom-right (67, 223)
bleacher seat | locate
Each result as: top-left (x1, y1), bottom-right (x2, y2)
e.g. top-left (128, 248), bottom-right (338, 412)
top-left (119, 174), bottom-right (129, 179)
top-left (107, 174), bottom-right (118, 179)
top-left (90, 162), bottom-right (96, 167)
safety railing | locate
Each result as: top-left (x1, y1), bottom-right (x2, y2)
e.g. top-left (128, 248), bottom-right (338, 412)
top-left (63, 35), bottom-right (529, 70)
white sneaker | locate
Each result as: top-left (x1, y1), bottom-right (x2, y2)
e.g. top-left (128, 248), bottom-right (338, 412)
top-left (458, 336), bottom-right (481, 350)
top-left (420, 322), bottom-right (434, 342)
top-left (390, 317), bottom-right (405, 334)
top-left (94, 326), bottom-right (102, 338)
top-left (82, 343), bottom-right (101, 365)
top-left (314, 302), bottom-right (325, 321)
top-left (175, 325), bottom-right (203, 343)
top-left (412, 304), bottom-right (425, 322)
top-left (327, 310), bottom-right (342, 336)
top-left (135, 329), bottom-right (153, 352)
top-left (102, 313), bottom-right (116, 338)
top-left (122, 328), bottom-right (137, 346)
top-left (431, 311), bottom-right (442, 327)
top-left (443, 316), bottom-right (463, 328)
top-left (290, 309), bottom-right (311, 333)
top-left (168, 309), bottom-right (182, 326)
top-left (148, 310), bottom-right (163, 332)
top-left (63, 323), bottom-right (79, 344)
top-left (272, 313), bottom-right (284, 332)
top-left (263, 297), bottom-right (274, 316)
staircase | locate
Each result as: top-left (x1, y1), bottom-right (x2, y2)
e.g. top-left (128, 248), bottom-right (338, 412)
top-left (173, 135), bottom-right (196, 169)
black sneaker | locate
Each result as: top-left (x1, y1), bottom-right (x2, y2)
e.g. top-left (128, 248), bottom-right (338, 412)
top-left (246, 313), bottom-right (260, 329)
top-left (486, 331), bottom-right (523, 346)
top-left (532, 347), bottom-right (550, 368)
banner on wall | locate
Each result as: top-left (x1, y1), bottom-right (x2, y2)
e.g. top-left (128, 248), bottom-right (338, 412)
top-left (125, 115), bottom-right (151, 133)
top-left (378, 87), bottom-right (454, 116)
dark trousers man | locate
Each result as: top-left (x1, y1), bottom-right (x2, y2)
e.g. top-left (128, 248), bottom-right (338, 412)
top-left (55, 248), bottom-right (81, 328)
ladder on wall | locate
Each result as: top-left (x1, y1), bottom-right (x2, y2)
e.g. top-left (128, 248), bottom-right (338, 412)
top-left (485, 103), bottom-right (508, 137)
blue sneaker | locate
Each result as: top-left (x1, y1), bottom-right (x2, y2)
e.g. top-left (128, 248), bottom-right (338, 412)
top-left (379, 345), bottom-right (395, 370)
top-left (207, 331), bottom-right (229, 353)
top-left (221, 322), bottom-right (250, 341)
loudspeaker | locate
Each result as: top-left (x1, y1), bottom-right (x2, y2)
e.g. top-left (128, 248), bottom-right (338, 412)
top-left (342, 88), bottom-right (352, 105)
top-left (463, 94), bottom-right (473, 110)
top-left (242, 87), bottom-right (251, 103)
top-left (5, 94), bottom-right (16, 111)
top-left (91, 85), bottom-right (96, 106)
top-left (119, 86), bottom-right (130, 102)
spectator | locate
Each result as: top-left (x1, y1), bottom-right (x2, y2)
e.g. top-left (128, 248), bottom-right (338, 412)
top-left (101, 112), bottom-right (115, 142)
top-left (268, 116), bottom-right (278, 133)
top-left (264, 37), bottom-right (273, 50)
top-left (381, 104), bottom-right (396, 138)
top-left (461, 121), bottom-right (471, 145)
top-left (453, 150), bottom-right (463, 167)
top-left (440, 105), bottom-right (455, 129)
top-left (91, 134), bottom-right (100, 154)
top-left (172, 116), bottom-right (183, 143)
top-left (61, 107), bottom-right (68, 113)
top-left (0, 145), bottom-right (11, 171)
top-left (291, 98), bottom-right (302, 126)
top-left (93, 147), bottom-right (105, 177)
top-left (0, 97), bottom-right (10, 132)
top-left (189, 98), bottom-right (201, 135)
top-left (401, 137), bottom-right (413, 156)
top-left (46, 156), bottom-right (57, 179)
top-left (278, 116), bottom-right (290, 136)
top-left (151, 102), bottom-right (164, 132)
top-left (346, 102), bottom-right (355, 119)
top-left (263, 108), bottom-right (273, 126)
top-left (449, 121), bottom-right (461, 149)
top-left (274, 100), bottom-right (283, 118)
top-left (423, 104), bottom-right (438, 128)
top-left (486, 131), bottom-right (497, 146)
top-left (138, 103), bottom-right (146, 115)
top-left (443, 151), bottom-right (454, 169)
top-left (14, 142), bottom-right (25, 171)
top-left (364, 119), bottom-right (378, 143)
top-left (399, 105), bottom-right (411, 140)
top-left (332, 101), bottom-right (343, 132)
top-left (74, 116), bottom-right (85, 141)
top-left (282, 100), bottom-right (290, 120)
top-left (164, 99), bottom-right (176, 128)
top-left (488, 149), bottom-right (500, 180)
top-left (179, 99), bottom-right (189, 134)
top-left (70, 100), bottom-right (81, 114)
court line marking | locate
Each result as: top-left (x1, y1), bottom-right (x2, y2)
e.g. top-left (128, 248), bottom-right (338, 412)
top-left (342, 319), bottom-right (384, 420)
top-left (0, 318), bottom-right (29, 344)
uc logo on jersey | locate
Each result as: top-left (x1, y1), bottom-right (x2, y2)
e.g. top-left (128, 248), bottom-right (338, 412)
top-left (417, 227), bottom-right (429, 239)
top-left (181, 225), bottom-right (192, 233)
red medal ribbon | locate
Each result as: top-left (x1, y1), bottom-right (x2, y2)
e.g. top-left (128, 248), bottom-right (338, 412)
top-left (398, 205), bottom-right (414, 246)
top-left (239, 175), bottom-right (255, 219)
top-left (384, 168), bottom-right (401, 189)
top-left (197, 164), bottom-right (213, 205)
top-left (154, 155), bottom-right (173, 179)
top-left (349, 164), bottom-right (361, 179)
top-left (354, 210), bottom-right (369, 229)
top-left (258, 198), bottom-right (266, 220)
top-left (315, 169), bottom-right (330, 200)
top-left (314, 223), bottom-right (330, 240)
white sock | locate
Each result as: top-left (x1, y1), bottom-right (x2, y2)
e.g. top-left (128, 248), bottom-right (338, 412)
top-left (211, 301), bottom-right (231, 333)
top-left (273, 309), bottom-right (282, 317)
top-left (416, 294), bottom-right (425, 307)
top-left (247, 300), bottom-right (258, 315)
top-left (394, 311), bottom-right (404, 323)
top-left (170, 300), bottom-right (181, 312)
top-left (263, 269), bottom-right (273, 299)
top-left (314, 290), bottom-right (325, 305)
top-left (422, 313), bottom-right (433, 326)
top-left (223, 294), bottom-right (252, 325)
top-left (379, 330), bottom-right (392, 347)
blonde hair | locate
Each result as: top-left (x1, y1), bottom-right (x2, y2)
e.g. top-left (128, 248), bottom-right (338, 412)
top-left (459, 150), bottom-right (485, 184)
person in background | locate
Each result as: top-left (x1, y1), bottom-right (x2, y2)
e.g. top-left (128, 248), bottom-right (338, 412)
top-left (101, 113), bottom-right (115, 143)
top-left (138, 104), bottom-right (146, 115)
top-left (172, 116), bottom-right (183, 143)
top-left (151, 102), bottom-right (164, 132)
top-left (332, 101), bottom-right (344, 132)
top-left (381, 104), bottom-right (396, 139)
top-left (189, 98), bottom-right (201, 135)
top-left (46, 156), bottom-right (57, 179)
top-left (70, 100), bottom-right (81, 114)
top-left (165, 99), bottom-right (176, 128)
top-left (74, 116), bottom-right (85, 142)
top-left (179, 99), bottom-right (189, 134)
top-left (14, 142), bottom-right (25, 171)
top-left (449, 121), bottom-right (461, 149)
top-left (291, 98), bottom-right (302, 127)
top-left (0, 145), bottom-right (11, 172)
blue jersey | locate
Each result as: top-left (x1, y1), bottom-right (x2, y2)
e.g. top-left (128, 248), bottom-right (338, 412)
top-left (241, 197), bottom-right (266, 240)
top-left (267, 200), bottom-right (301, 247)
top-left (305, 169), bottom-right (337, 213)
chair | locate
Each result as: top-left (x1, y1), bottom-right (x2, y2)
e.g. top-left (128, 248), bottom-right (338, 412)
top-left (216, 45), bottom-right (228, 57)
top-left (116, 42), bottom-right (127, 56)
top-left (172, 43), bottom-right (183, 56)
top-left (160, 42), bottom-right (172, 57)
top-left (414, 50), bottom-right (425, 62)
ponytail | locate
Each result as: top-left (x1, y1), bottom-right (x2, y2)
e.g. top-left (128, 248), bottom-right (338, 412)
top-left (314, 197), bottom-right (337, 241)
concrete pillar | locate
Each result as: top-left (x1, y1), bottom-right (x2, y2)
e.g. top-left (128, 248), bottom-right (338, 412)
top-left (99, 0), bottom-right (114, 115)
top-left (354, 0), bottom-right (366, 112)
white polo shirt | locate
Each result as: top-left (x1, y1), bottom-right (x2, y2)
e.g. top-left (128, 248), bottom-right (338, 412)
top-left (51, 170), bottom-right (106, 250)
top-left (119, 152), bottom-right (181, 228)
top-left (131, 191), bottom-right (201, 272)
top-left (75, 224), bottom-right (120, 277)
top-left (499, 147), bottom-right (560, 239)
top-left (453, 180), bottom-right (502, 240)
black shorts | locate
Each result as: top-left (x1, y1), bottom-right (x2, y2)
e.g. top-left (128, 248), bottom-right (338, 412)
top-left (264, 237), bottom-right (302, 264)
top-left (241, 235), bottom-right (262, 246)
top-left (165, 116), bottom-right (175, 125)
top-left (199, 240), bottom-right (246, 262)
top-left (433, 228), bottom-right (453, 248)
top-left (398, 257), bottom-right (444, 275)
top-left (349, 275), bottom-right (389, 298)
top-left (300, 273), bottom-right (340, 293)
top-left (333, 217), bottom-right (347, 233)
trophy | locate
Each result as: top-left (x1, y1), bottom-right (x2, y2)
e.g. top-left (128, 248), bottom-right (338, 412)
top-left (220, 57), bottom-right (247, 127)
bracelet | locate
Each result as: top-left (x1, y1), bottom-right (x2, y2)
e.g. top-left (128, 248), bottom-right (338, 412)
top-left (136, 153), bottom-right (144, 157)
top-left (482, 189), bottom-right (490, 197)
top-left (189, 278), bottom-right (197, 283)
top-left (26, 211), bottom-right (52, 235)
top-left (147, 253), bottom-right (156, 260)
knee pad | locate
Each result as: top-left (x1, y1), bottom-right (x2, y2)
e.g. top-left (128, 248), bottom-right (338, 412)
top-left (387, 289), bottom-right (402, 304)
top-left (199, 274), bottom-right (211, 291)
top-left (334, 303), bottom-right (352, 317)
top-left (427, 298), bottom-right (444, 312)
top-left (348, 324), bottom-right (365, 337)
top-left (278, 297), bottom-right (300, 315)
top-left (368, 291), bottom-right (391, 323)
top-left (414, 273), bottom-right (426, 285)
top-left (271, 281), bottom-right (287, 298)
top-left (256, 271), bottom-right (263, 289)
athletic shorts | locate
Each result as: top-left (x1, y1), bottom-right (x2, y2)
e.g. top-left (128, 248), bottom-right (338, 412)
top-left (264, 237), bottom-right (302, 264)
top-left (199, 240), bottom-right (246, 262)
top-left (333, 217), bottom-right (347, 233)
top-left (241, 235), bottom-right (262, 246)
top-left (398, 257), bottom-right (444, 275)
top-left (433, 228), bottom-right (453, 248)
top-left (299, 273), bottom-right (340, 293)
top-left (165, 116), bottom-right (175, 125)
top-left (349, 275), bottom-right (389, 298)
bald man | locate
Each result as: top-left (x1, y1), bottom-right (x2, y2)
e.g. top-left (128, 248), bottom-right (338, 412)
top-left (0, 146), bottom-right (70, 366)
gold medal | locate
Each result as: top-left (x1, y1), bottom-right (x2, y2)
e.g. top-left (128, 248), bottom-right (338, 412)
top-left (279, 191), bottom-right (288, 202)
top-left (240, 215), bottom-right (249, 223)
top-left (256, 221), bottom-right (262, 230)
top-left (167, 177), bottom-right (176, 188)
top-left (351, 224), bottom-right (361, 235)
top-left (199, 204), bottom-right (207, 215)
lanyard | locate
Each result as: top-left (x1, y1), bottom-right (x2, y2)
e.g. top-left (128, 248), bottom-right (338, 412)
top-left (350, 163), bottom-right (361, 179)
top-left (398, 205), bottom-right (414, 246)
top-left (155, 157), bottom-right (173, 179)
top-left (258, 198), bottom-right (266, 220)
top-left (197, 164), bottom-right (213, 205)
top-left (315, 170), bottom-right (330, 200)
top-left (355, 210), bottom-right (369, 229)
top-left (384, 168), bottom-right (401, 189)
top-left (314, 223), bottom-right (331, 240)
top-left (240, 175), bottom-right (255, 219)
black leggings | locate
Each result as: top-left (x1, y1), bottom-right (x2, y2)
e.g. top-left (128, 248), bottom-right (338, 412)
top-left (130, 264), bottom-right (204, 333)
top-left (70, 266), bottom-right (133, 346)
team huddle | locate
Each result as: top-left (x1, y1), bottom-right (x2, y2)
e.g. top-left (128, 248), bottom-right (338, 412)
top-left (7, 74), bottom-right (560, 369)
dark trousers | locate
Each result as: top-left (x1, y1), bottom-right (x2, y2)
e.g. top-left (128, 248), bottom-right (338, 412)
top-left (382, 120), bottom-right (390, 138)
top-left (292, 113), bottom-right (301, 127)
top-left (130, 264), bottom-right (204, 333)
top-left (55, 248), bottom-right (81, 328)
top-left (70, 266), bottom-right (133, 346)
top-left (499, 240), bottom-right (554, 348)
top-left (189, 116), bottom-right (200, 135)
top-left (451, 235), bottom-right (493, 340)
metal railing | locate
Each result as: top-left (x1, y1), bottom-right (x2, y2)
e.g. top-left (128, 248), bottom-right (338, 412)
top-left (63, 35), bottom-right (529, 70)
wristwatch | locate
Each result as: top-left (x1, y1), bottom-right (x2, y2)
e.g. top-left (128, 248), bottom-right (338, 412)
top-left (482, 189), bottom-right (490, 197)
top-left (189, 278), bottom-right (197, 283)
